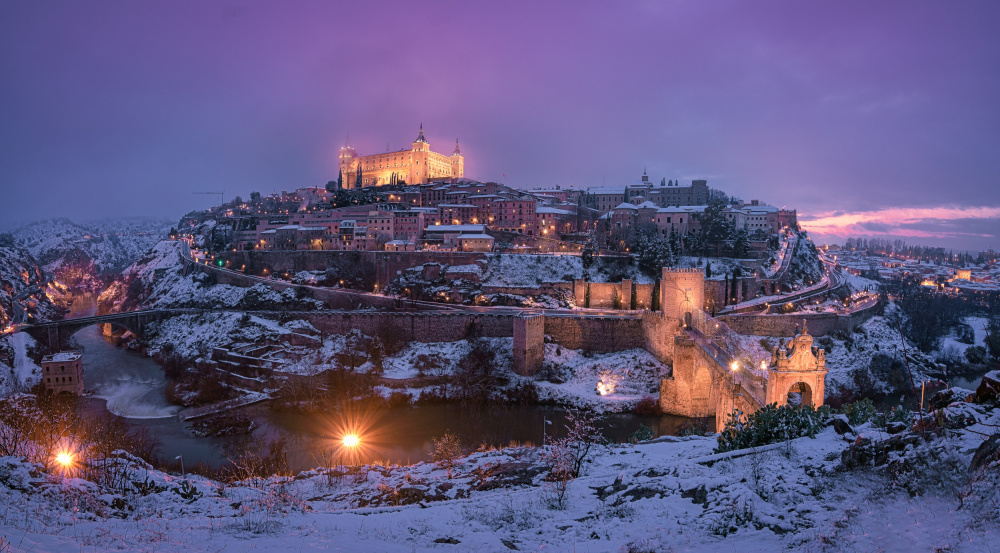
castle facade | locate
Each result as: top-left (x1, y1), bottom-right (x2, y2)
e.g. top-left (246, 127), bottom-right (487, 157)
top-left (338, 124), bottom-right (464, 188)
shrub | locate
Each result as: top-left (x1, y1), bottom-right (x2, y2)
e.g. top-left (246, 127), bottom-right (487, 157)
top-left (868, 353), bottom-right (911, 396)
top-left (716, 404), bottom-right (825, 453)
top-left (817, 336), bottom-right (835, 353)
top-left (541, 408), bottom-right (605, 509)
top-left (632, 397), bottom-right (661, 417)
top-left (386, 391), bottom-right (412, 408)
top-left (504, 382), bottom-right (539, 404)
top-left (431, 432), bottom-right (463, 478)
top-left (839, 398), bottom-right (878, 425)
top-left (967, 345), bottom-right (988, 365)
top-left (677, 417), bottom-right (713, 437)
top-left (628, 424), bottom-right (654, 444)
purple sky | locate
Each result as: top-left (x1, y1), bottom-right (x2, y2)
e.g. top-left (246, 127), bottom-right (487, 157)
top-left (2, 1), bottom-right (999, 251)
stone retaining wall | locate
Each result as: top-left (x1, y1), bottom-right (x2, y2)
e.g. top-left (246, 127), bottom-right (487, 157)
top-left (717, 302), bottom-right (879, 337)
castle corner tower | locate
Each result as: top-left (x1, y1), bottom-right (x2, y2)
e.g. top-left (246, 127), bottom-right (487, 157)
top-left (450, 139), bottom-right (464, 180)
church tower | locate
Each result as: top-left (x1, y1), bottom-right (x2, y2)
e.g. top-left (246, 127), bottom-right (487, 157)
top-left (450, 139), bottom-right (464, 180)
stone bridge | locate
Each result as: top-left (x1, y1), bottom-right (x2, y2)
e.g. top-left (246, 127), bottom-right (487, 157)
top-left (660, 317), bottom-right (828, 432)
top-left (20, 309), bottom-right (203, 350)
top-left (653, 268), bottom-right (828, 431)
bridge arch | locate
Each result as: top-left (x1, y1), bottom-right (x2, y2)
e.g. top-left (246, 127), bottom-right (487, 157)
top-left (23, 317), bottom-right (145, 352)
top-left (786, 381), bottom-right (814, 407)
top-left (690, 365), bottom-right (712, 415)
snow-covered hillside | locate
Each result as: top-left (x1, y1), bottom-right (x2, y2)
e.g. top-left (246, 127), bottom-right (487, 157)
top-left (98, 241), bottom-right (322, 314)
top-left (785, 233), bottom-right (825, 288)
top-left (0, 332), bottom-right (43, 395)
top-left (13, 218), bottom-right (173, 287)
top-left (0, 389), bottom-right (997, 552)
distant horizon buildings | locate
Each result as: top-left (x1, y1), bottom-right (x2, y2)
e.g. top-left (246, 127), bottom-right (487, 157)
top-left (338, 124), bottom-right (464, 188)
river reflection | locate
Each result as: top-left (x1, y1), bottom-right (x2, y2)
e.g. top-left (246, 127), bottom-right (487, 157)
top-left (65, 294), bottom-right (699, 472)
top-left (266, 404), bottom-right (696, 469)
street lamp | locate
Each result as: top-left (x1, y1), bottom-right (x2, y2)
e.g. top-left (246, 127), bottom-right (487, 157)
top-left (56, 452), bottom-right (74, 468)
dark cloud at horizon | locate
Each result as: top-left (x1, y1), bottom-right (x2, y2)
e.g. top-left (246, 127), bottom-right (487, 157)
top-left (1, 0), bottom-right (998, 251)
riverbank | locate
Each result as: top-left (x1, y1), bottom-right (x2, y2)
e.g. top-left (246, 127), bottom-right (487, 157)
top-left (63, 292), bottom-right (695, 471)
top-left (3, 388), bottom-right (998, 553)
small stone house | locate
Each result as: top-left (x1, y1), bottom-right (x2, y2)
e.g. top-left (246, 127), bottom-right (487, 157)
top-left (41, 351), bottom-right (84, 395)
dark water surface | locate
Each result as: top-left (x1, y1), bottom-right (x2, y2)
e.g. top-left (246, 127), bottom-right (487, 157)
top-left (68, 294), bottom-right (694, 471)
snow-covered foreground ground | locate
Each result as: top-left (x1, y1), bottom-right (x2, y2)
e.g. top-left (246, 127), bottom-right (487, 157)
top-left (2, 397), bottom-right (998, 553)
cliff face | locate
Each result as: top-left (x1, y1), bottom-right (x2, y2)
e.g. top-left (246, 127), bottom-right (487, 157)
top-left (12, 217), bottom-right (173, 290)
top-left (0, 243), bottom-right (65, 329)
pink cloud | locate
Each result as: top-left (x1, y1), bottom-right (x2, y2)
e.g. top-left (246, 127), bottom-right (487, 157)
top-left (800, 205), bottom-right (1000, 240)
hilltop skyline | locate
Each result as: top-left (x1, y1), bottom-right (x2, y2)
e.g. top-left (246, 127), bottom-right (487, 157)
top-left (1, 0), bottom-right (999, 251)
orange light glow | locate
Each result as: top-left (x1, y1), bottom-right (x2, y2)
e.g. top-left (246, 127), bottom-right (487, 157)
top-left (342, 434), bottom-right (360, 448)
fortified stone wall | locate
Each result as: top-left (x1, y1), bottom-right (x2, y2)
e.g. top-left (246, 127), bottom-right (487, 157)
top-left (572, 281), bottom-right (654, 309)
top-left (641, 312), bottom-right (683, 364)
top-left (705, 277), bottom-right (761, 311)
top-left (294, 311), bottom-right (516, 342)
top-left (232, 310), bottom-right (655, 355)
top-left (219, 251), bottom-right (488, 289)
top-left (513, 315), bottom-right (545, 376)
top-left (587, 283), bottom-right (623, 308)
top-left (186, 260), bottom-right (413, 310)
top-left (634, 283), bottom-right (655, 310)
top-left (717, 302), bottom-right (879, 337)
top-left (539, 316), bottom-right (645, 352)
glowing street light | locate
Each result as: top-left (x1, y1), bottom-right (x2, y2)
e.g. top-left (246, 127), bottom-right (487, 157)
top-left (56, 452), bottom-right (74, 467)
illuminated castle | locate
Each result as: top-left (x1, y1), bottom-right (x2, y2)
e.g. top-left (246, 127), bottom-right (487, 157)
top-left (338, 124), bottom-right (464, 188)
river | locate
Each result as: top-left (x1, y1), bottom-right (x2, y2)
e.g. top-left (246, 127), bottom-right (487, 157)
top-left (67, 294), bottom-right (695, 472)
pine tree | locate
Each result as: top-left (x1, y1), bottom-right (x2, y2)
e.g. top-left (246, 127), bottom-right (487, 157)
top-left (669, 228), bottom-right (681, 257)
top-left (337, 169), bottom-right (343, 189)
top-left (582, 234), bottom-right (597, 270)
top-left (356, 165), bottom-right (363, 188)
top-left (732, 228), bottom-right (751, 258)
